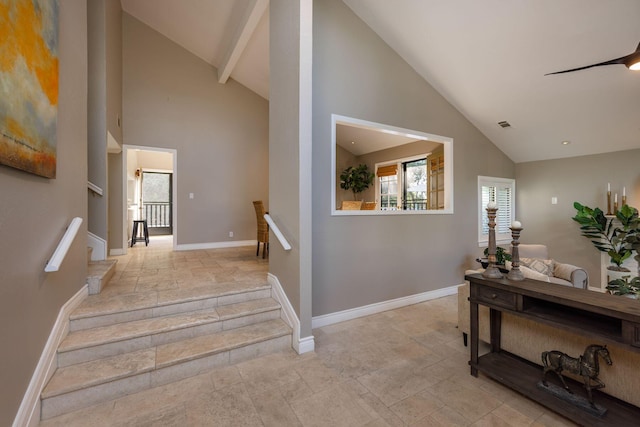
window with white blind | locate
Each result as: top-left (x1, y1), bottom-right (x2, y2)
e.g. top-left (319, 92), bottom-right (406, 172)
top-left (478, 176), bottom-right (515, 246)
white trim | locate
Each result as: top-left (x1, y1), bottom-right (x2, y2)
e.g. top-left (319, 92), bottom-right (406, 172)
top-left (311, 285), bottom-right (460, 329)
top-left (268, 273), bottom-right (315, 354)
top-left (87, 231), bottom-right (106, 261)
top-left (176, 240), bottom-right (256, 251)
top-left (109, 248), bottom-right (126, 256)
top-left (13, 285), bottom-right (88, 427)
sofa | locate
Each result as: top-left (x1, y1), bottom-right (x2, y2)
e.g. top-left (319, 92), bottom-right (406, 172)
top-left (457, 246), bottom-right (640, 408)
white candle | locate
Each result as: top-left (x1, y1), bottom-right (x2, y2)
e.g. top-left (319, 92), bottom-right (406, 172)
top-left (615, 193), bottom-right (618, 203)
top-left (608, 182), bottom-right (611, 192)
top-left (511, 220), bottom-right (522, 228)
top-left (623, 187), bottom-right (626, 197)
top-left (487, 201), bottom-right (497, 209)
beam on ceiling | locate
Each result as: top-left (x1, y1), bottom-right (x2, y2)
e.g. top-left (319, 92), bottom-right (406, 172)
top-left (218, 0), bottom-right (268, 84)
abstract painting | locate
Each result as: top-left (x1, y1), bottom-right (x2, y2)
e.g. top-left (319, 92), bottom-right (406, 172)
top-left (0, 0), bottom-right (59, 178)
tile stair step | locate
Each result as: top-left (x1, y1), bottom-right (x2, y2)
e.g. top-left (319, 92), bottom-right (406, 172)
top-left (86, 259), bottom-right (117, 295)
top-left (57, 298), bottom-right (282, 367)
top-left (40, 319), bottom-right (292, 419)
top-left (69, 282), bottom-right (271, 331)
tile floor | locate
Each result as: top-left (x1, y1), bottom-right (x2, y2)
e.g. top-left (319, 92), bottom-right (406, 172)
top-left (39, 236), bottom-right (576, 426)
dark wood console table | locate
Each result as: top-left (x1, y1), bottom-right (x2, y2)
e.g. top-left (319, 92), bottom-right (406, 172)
top-left (466, 273), bottom-right (640, 426)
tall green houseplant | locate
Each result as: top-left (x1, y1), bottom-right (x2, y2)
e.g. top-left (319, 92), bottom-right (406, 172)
top-left (340, 164), bottom-right (374, 200)
top-left (572, 202), bottom-right (640, 271)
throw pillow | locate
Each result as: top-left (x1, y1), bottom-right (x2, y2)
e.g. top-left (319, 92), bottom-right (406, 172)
top-left (520, 257), bottom-right (554, 277)
top-left (519, 265), bottom-right (551, 282)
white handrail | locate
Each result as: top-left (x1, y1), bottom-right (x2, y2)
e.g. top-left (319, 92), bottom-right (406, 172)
top-left (88, 181), bottom-right (103, 196)
top-left (45, 217), bottom-right (83, 272)
top-left (264, 214), bottom-right (292, 251)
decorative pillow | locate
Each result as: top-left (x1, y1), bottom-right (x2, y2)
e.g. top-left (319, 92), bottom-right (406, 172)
top-left (520, 265), bottom-right (551, 282)
top-left (520, 257), bottom-right (555, 277)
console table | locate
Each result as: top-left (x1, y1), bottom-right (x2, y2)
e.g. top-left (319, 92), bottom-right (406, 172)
top-left (466, 273), bottom-right (640, 426)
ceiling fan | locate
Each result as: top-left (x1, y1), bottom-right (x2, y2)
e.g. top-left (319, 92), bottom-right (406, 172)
top-left (545, 41), bottom-right (640, 75)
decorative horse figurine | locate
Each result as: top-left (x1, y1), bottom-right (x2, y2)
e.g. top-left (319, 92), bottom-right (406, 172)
top-left (541, 344), bottom-right (613, 407)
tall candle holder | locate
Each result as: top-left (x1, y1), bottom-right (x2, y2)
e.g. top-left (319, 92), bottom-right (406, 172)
top-left (482, 204), bottom-right (503, 279)
top-left (622, 195), bottom-right (627, 207)
top-left (507, 224), bottom-right (524, 281)
top-left (607, 191), bottom-right (612, 215)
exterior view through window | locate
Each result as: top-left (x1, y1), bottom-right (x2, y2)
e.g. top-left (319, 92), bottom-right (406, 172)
top-left (142, 171), bottom-right (173, 235)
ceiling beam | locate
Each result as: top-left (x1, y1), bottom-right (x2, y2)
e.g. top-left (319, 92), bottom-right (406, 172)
top-left (218, 0), bottom-right (268, 84)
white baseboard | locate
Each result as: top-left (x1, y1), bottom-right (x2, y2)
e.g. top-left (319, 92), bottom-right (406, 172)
top-left (176, 240), bottom-right (255, 251)
top-left (13, 285), bottom-right (88, 427)
top-left (311, 285), bottom-right (460, 329)
top-left (88, 232), bottom-right (106, 261)
top-left (268, 273), bottom-right (315, 354)
top-left (109, 248), bottom-right (126, 256)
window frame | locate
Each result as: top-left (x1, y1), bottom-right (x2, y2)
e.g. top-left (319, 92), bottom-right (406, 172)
top-left (477, 176), bottom-right (515, 246)
top-left (375, 154), bottom-right (429, 211)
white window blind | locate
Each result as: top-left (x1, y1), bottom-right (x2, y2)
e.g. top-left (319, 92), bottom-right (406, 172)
top-left (478, 176), bottom-right (515, 245)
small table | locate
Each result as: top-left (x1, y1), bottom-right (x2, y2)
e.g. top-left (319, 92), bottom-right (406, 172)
top-left (131, 220), bottom-right (149, 247)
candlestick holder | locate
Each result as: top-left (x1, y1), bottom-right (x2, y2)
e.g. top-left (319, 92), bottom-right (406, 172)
top-left (622, 195), bottom-right (627, 207)
top-left (614, 201), bottom-right (619, 215)
top-left (482, 206), bottom-right (503, 279)
top-left (507, 226), bottom-right (524, 281)
top-left (607, 191), bottom-right (612, 215)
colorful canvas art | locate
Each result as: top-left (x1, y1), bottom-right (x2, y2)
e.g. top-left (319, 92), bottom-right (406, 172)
top-left (0, 0), bottom-right (59, 178)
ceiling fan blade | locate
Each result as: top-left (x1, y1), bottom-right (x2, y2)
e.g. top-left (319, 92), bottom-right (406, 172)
top-left (545, 56), bottom-right (627, 75)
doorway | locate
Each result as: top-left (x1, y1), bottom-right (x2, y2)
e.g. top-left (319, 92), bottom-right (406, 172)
top-left (141, 171), bottom-right (173, 235)
top-left (123, 145), bottom-right (177, 251)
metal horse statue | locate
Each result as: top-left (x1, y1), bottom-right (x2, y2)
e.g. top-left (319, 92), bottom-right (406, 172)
top-left (541, 344), bottom-right (612, 407)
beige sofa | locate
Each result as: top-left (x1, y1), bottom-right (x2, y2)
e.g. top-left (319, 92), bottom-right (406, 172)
top-left (458, 259), bottom-right (640, 407)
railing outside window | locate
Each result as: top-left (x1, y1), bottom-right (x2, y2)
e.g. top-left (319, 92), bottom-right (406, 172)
top-left (143, 202), bottom-right (171, 227)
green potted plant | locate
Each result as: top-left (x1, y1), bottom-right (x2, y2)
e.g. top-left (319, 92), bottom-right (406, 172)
top-left (340, 164), bottom-right (374, 200)
top-left (606, 275), bottom-right (640, 298)
top-left (572, 202), bottom-right (639, 273)
top-left (477, 246), bottom-right (512, 271)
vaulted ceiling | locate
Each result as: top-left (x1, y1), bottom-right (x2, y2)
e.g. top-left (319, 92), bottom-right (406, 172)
top-left (121, 0), bottom-right (640, 163)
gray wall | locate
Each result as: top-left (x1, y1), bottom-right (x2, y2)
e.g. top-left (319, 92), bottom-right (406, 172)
top-left (87, 0), bottom-right (108, 239)
top-left (88, 0), bottom-right (123, 249)
top-left (0, 1), bottom-right (88, 423)
top-left (106, 0), bottom-right (123, 252)
top-left (122, 13), bottom-right (269, 245)
top-left (269, 0), bottom-right (314, 338)
top-left (312, 0), bottom-right (515, 316)
top-left (515, 148), bottom-right (640, 285)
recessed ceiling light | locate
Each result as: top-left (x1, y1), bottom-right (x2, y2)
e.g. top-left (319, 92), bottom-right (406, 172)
top-left (561, 140), bottom-right (571, 145)
top-left (351, 141), bottom-right (355, 145)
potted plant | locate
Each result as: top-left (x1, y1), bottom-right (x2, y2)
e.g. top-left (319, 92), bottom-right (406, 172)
top-left (340, 164), bottom-right (374, 200)
top-left (572, 202), bottom-right (640, 274)
top-left (477, 246), bottom-right (512, 272)
top-left (606, 275), bottom-right (640, 298)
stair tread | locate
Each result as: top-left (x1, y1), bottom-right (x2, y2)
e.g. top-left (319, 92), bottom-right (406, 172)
top-left (87, 259), bottom-right (117, 278)
top-left (43, 319), bottom-right (291, 399)
top-left (42, 348), bottom-right (155, 398)
top-left (59, 298), bottom-right (281, 352)
top-left (71, 282), bottom-right (270, 320)
top-left (156, 318), bottom-right (291, 368)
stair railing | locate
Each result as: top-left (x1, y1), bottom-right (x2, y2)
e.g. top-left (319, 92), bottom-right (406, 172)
top-left (45, 217), bottom-right (83, 272)
top-left (264, 214), bottom-right (292, 251)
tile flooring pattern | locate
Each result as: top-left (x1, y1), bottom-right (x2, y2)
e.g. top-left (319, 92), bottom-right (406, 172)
top-left (39, 236), bottom-right (576, 426)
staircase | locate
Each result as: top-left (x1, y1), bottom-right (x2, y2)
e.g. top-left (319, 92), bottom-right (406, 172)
top-left (40, 261), bottom-right (292, 420)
